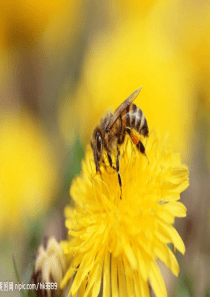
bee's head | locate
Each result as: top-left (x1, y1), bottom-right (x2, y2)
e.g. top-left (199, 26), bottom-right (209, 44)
top-left (91, 128), bottom-right (103, 172)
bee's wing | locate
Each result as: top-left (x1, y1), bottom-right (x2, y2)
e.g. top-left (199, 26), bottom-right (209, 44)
top-left (107, 87), bottom-right (142, 130)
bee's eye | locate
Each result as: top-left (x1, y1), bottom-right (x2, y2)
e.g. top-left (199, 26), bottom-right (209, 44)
top-left (96, 132), bottom-right (102, 152)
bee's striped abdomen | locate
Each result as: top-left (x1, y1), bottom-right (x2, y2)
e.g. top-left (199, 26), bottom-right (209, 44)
top-left (122, 103), bottom-right (149, 137)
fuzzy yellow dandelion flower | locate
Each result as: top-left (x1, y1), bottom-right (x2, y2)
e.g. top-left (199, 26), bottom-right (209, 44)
top-left (61, 132), bottom-right (189, 297)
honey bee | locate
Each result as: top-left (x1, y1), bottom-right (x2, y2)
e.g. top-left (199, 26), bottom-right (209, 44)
top-left (90, 87), bottom-right (149, 195)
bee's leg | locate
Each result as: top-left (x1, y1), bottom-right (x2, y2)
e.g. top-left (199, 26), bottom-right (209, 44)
top-left (107, 152), bottom-right (113, 167)
top-left (137, 141), bottom-right (149, 163)
top-left (116, 148), bottom-right (122, 199)
top-left (136, 140), bottom-right (149, 163)
top-left (137, 140), bottom-right (145, 154)
top-left (107, 152), bottom-right (116, 170)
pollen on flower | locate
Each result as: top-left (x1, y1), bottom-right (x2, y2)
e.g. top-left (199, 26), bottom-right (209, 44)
top-left (61, 131), bottom-right (189, 297)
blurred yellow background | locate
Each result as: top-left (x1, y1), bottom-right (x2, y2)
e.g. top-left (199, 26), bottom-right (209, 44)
top-left (0, 0), bottom-right (209, 296)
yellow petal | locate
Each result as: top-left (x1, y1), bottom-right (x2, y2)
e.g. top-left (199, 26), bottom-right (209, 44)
top-left (111, 255), bottom-right (119, 297)
top-left (123, 256), bottom-right (135, 297)
top-left (154, 238), bottom-right (179, 276)
top-left (149, 261), bottom-right (167, 297)
top-left (78, 280), bottom-right (87, 297)
top-left (158, 221), bottom-right (185, 254)
top-left (92, 262), bottom-right (103, 297)
top-left (124, 241), bottom-right (138, 270)
top-left (103, 252), bottom-right (111, 297)
top-left (163, 201), bottom-right (187, 218)
top-left (118, 256), bottom-right (127, 297)
top-left (139, 278), bottom-right (150, 297)
top-left (133, 271), bottom-right (142, 296)
top-left (60, 266), bottom-right (75, 289)
top-left (137, 249), bottom-right (148, 282)
top-left (70, 265), bottom-right (89, 295)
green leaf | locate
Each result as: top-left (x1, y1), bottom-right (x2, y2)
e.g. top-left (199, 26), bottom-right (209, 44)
top-left (12, 254), bottom-right (26, 297)
top-left (176, 273), bottom-right (193, 297)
